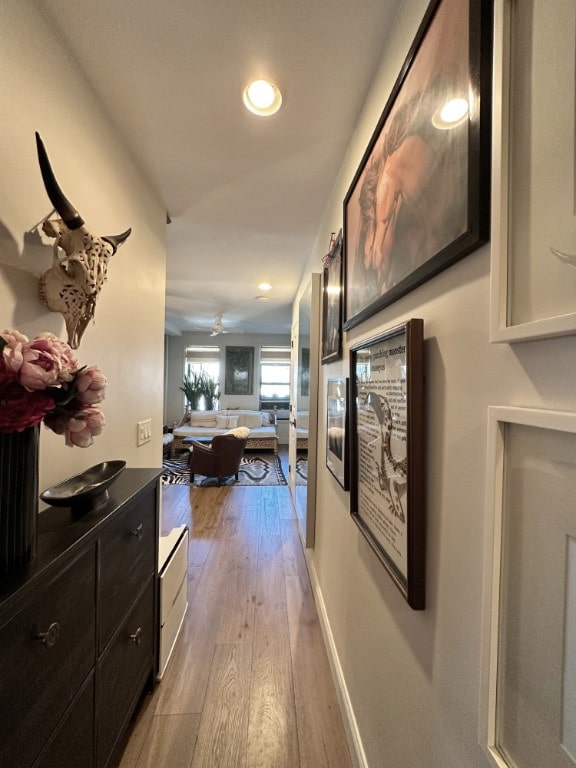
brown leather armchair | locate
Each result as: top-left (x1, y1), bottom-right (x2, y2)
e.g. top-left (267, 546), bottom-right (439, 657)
top-left (189, 433), bottom-right (249, 485)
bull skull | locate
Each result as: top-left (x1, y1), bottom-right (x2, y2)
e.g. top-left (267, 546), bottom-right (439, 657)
top-left (35, 132), bottom-right (131, 348)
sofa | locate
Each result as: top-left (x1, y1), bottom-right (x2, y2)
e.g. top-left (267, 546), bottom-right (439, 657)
top-left (171, 409), bottom-right (278, 455)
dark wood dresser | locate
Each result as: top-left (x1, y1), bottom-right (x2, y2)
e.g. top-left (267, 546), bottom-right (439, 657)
top-left (0, 468), bottom-right (161, 768)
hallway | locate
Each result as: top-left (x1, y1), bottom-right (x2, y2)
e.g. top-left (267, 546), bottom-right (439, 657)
top-left (119, 481), bottom-right (353, 768)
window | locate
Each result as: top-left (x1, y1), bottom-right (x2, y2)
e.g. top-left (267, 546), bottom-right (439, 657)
top-left (259, 346), bottom-right (291, 402)
top-left (184, 346), bottom-right (220, 410)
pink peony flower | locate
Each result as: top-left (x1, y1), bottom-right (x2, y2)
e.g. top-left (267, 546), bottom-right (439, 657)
top-left (61, 406), bottom-right (106, 448)
top-left (1, 328), bottom-right (28, 376)
top-left (17, 333), bottom-right (78, 391)
top-left (0, 329), bottom-right (106, 447)
top-left (0, 379), bottom-right (55, 431)
top-left (75, 366), bottom-right (107, 405)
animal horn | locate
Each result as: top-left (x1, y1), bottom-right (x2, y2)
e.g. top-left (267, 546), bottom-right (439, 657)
top-left (103, 228), bottom-right (132, 252)
top-left (35, 132), bottom-right (84, 230)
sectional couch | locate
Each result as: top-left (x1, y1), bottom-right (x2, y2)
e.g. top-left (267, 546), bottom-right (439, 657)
top-left (171, 409), bottom-right (278, 455)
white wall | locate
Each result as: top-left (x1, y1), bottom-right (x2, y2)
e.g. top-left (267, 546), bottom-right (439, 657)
top-left (164, 331), bottom-right (291, 425)
top-left (0, 1), bottom-right (167, 493)
top-left (298, 1), bottom-right (576, 766)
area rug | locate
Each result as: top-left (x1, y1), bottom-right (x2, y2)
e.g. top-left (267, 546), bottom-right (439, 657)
top-left (162, 452), bottom-right (287, 486)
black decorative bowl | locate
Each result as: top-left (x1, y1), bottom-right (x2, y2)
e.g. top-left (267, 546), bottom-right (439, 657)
top-left (40, 460), bottom-right (126, 513)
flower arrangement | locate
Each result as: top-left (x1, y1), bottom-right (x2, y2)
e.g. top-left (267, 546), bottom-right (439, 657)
top-left (0, 329), bottom-right (106, 447)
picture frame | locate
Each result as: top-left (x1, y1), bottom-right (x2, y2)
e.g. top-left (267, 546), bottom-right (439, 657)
top-left (321, 230), bottom-right (343, 364)
top-left (343, 0), bottom-right (493, 330)
top-left (480, 406), bottom-right (576, 766)
top-left (224, 346), bottom-right (254, 395)
top-left (349, 319), bottom-right (425, 609)
top-left (326, 377), bottom-right (349, 489)
top-left (490, 0), bottom-right (576, 343)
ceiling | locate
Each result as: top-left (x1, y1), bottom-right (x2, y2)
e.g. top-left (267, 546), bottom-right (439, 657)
top-left (36, 0), bottom-right (400, 336)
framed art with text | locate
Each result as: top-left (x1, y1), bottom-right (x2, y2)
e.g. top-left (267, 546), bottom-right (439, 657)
top-left (224, 346), bottom-right (254, 395)
top-left (343, 0), bottom-right (493, 330)
top-left (322, 230), bottom-right (343, 364)
top-left (490, 0), bottom-right (576, 342)
top-left (326, 377), bottom-right (349, 489)
top-left (349, 319), bottom-right (425, 609)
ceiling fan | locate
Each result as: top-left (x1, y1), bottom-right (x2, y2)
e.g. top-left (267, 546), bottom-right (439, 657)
top-left (209, 313), bottom-right (244, 336)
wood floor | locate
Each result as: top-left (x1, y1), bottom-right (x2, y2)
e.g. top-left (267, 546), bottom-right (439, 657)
top-left (119, 475), bottom-right (354, 768)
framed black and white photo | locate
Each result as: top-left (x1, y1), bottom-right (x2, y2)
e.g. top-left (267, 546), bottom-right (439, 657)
top-left (326, 377), bottom-right (349, 489)
top-left (224, 346), bottom-right (254, 395)
top-left (343, 0), bottom-right (493, 330)
top-left (349, 319), bottom-right (425, 609)
top-left (322, 230), bottom-right (343, 364)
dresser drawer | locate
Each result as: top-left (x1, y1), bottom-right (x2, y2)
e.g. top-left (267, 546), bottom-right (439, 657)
top-left (0, 547), bottom-right (96, 768)
top-left (34, 672), bottom-right (94, 768)
top-left (98, 487), bottom-right (156, 651)
top-left (96, 577), bottom-right (155, 768)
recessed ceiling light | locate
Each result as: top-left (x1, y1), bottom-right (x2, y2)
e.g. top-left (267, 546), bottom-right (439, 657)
top-left (243, 80), bottom-right (283, 117)
top-left (255, 295), bottom-right (270, 301)
top-left (258, 282), bottom-right (272, 291)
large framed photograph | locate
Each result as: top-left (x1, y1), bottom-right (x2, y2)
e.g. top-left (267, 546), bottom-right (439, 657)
top-left (326, 377), bottom-right (349, 489)
top-left (349, 319), bottom-right (425, 609)
top-left (490, 0), bottom-right (576, 343)
top-left (224, 346), bottom-right (254, 395)
top-left (480, 407), bottom-right (576, 767)
top-left (343, 0), bottom-right (493, 330)
top-left (322, 230), bottom-right (343, 364)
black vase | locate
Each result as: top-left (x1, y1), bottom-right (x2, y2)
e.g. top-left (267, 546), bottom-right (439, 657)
top-left (0, 425), bottom-right (39, 575)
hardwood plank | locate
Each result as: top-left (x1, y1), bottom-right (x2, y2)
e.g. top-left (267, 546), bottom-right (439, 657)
top-left (133, 713), bottom-right (200, 768)
top-left (282, 519), bottom-right (353, 768)
top-left (191, 643), bottom-right (252, 768)
top-left (247, 552), bottom-right (299, 768)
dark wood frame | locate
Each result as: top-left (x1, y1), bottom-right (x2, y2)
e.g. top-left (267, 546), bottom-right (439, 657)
top-left (343, 0), bottom-right (493, 330)
top-left (321, 230), bottom-right (343, 364)
top-left (326, 377), bottom-right (349, 489)
top-left (224, 346), bottom-right (254, 395)
top-left (349, 319), bottom-right (425, 609)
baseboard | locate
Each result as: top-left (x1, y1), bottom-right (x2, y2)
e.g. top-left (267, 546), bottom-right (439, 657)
top-left (304, 551), bottom-right (368, 768)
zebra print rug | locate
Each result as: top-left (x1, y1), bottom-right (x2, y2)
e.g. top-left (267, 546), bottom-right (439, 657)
top-left (162, 452), bottom-right (287, 486)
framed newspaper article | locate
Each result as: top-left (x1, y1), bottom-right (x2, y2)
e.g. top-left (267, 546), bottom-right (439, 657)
top-left (349, 319), bottom-right (425, 609)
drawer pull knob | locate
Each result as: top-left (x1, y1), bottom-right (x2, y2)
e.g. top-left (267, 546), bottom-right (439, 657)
top-left (37, 622), bottom-right (60, 649)
top-left (130, 523), bottom-right (143, 540)
top-left (129, 627), bottom-right (143, 645)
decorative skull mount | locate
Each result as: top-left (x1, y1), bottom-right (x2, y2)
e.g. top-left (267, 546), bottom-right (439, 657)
top-left (35, 132), bottom-right (131, 349)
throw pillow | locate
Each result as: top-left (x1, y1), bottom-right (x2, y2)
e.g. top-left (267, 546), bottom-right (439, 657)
top-left (216, 414), bottom-right (239, 429)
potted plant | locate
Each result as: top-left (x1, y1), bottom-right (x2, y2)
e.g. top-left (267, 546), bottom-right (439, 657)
top-left (180, 371), bottom-right (205, 411)
top-left (204, 375), bottom-right (220, 410)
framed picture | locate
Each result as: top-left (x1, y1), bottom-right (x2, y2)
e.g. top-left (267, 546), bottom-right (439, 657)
top-left (343, 0), bottom-right (493, 330)
top-left (326, 377), bottom-right (349, 489)
top-left (224, 346), bottom-right (254, 395)
top-left (490, 0), bottom-right (576, 342)
top-left (322, 230), bottom-right (343, 364)
top-left (480, 406), bottom-right (576, 767)
top-left (349, 319), bottom-right (425, 609)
